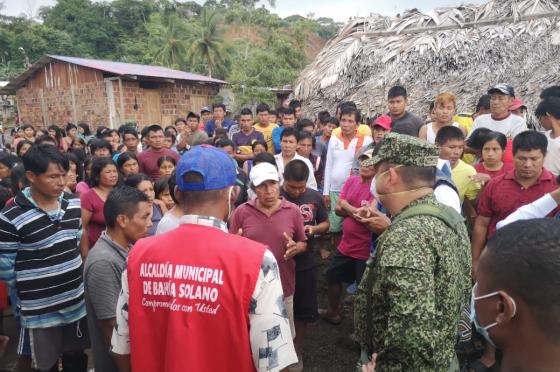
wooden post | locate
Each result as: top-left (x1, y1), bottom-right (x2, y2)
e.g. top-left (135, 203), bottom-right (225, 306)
top-left (118, 77), bottom-right (125, 125)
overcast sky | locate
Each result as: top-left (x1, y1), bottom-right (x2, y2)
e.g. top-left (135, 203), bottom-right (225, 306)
top-left (2, 0), bottom-right (482, 21)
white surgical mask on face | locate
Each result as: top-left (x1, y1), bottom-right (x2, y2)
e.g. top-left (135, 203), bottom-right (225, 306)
top-left (370, 176), bottom-right (379, 200)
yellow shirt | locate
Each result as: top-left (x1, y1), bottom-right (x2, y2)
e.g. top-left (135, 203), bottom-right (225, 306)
top-left (451, 159), bottom-right (481, 203)
top-left (253, 123), bottom-right (278, 154)
top-left (332, 124), bottom-right (372, 138)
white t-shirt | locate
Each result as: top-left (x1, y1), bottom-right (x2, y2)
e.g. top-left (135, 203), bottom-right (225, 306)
top-left (323, 135), bottom-right (373, 195)
top-left (274, 153), bottom-right (318, 191)
top-left (155, 212), bottom-right (181, 234)
top-left (544, 130), bottom-right (560, 176)
top-left (496, 193), bottom-right (558, 230)
top-left (471, 113), bottom-right (527, 139)
top-left (426, 122), bottom-right (460, 144)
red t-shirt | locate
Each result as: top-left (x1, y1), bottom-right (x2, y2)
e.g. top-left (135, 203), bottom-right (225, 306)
top-left (137, 148), bottom-right (179, 181)
top-left (474, 162), bottom-right (514, 179)
top-left (229, 198), bottom-right (307, 296)
top-left (338, 176), bottom-right (374, 260)
top-left (477, 169), bottom-right (559, 237)
top-left (80, 189), bottom-right (106, 248)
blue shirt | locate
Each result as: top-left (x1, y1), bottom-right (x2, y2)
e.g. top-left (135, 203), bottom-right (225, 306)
top-left (272, 126), bottom-right (284, 154)
top-left (205, 119), bottom-right (235, 137)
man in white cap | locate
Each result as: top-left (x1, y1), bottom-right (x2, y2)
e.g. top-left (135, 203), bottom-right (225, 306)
top-left (230, 162), bottom-right (307, 344)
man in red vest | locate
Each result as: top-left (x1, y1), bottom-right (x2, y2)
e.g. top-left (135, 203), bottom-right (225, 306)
top-left (110, 145), bottom-right (297, 372)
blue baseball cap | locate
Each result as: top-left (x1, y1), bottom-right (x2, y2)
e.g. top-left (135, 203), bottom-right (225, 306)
top-left (176, 145), bottom-right (237, 191)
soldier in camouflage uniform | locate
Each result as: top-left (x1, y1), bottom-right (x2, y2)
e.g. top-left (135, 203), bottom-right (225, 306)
top-left (354, 133), bottom-right (471, 371)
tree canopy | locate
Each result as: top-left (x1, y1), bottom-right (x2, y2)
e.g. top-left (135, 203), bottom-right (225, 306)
top-left (0, 0), bottom-right (343, 109)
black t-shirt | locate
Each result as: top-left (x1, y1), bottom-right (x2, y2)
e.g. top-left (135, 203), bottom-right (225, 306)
top-left (281, 188), bottom-right (329, 271)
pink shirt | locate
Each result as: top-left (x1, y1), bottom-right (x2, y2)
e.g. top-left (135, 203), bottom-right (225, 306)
top-left (80, 189), bottom-right (106, 249)
top-left (338, 176), bottom-right (374, 260)
top-left (229, 198), bottom-right (306, 296)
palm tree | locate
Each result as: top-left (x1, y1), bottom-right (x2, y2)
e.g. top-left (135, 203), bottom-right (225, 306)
top-left (148, 13), bottom-right (191, 69)
top-left (187, 8), bottom-right (226, 78)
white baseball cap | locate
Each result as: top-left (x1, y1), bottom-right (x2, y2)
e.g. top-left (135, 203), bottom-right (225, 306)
top-left (250, 162), bottom-right (279, 187)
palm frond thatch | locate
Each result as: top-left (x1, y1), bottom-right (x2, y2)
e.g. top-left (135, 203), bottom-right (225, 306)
top-left (294, 0), bottom-right (560, 116)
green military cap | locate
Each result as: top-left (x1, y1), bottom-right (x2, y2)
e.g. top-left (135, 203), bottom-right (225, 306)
top-left (363, 132), bottom-right (440, 167)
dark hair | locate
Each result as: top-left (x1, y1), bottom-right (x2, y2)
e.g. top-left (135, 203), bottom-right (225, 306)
top-left (78, 123), bottom-right (91, 136)
top-left (253, 152), bottom-right (276, 168)
top-left (476, 94), bottom-right (491, 112)
top-left (154, 176), bottom-right (170, 200)
top-left (164, 125), bottom-right (177, 134)
top-left (326, 117), bottom-right (340, 127)
top-left (435, 126), bottom-right (465, 146)
top-left (96, 126), bottom-right (109, 138)
top-left (16, 140), bottom-right (34, 157)
top-left (140, 126), bottom-right (150, 140)
top-left (47, 125), bottom-right (63, 143)
top-left (318, 111), bottom-right (331, 125)
top-left (392, 164), bottom-right (436, 187)
top-left (540, 86), bottom-right (560, 100)
top-left (10, 163), bottom-right (28, 195)
top-left (0, 154), bottom-right (20, 171)
top-left (179, 172), bottom-right (224, 209)
top-left (338, 101), bottom-right (357, 110)
top-left (276, 107), bottom-right (285, 116)
top-left (104, 129), bottom-right (119, 139)
top-left (90, 156), bottom-right (116, 187)
top-left (212, 103), bottom-right (226, 112)
top-left (482, 131), bottom-right (507, 150)
top-left (483, 219), bottom-right (560, 341)
top-left (174, 118), bottom-right (187, 126)
top-left (535, 96), bottom-right (560, 119)
top-left (104, 186), bottom-right (149, 228)
top-left (240, 108), bottom-right (253, 116)
top-left (284, 159), bottom-right (309, 182)
top-left (289, 100), bottom-right (301, 109)
top-left (65, 123), bottom-right (77, 133)
top-left (388, 86), bottom-right (407, 99)
top-left (215, 139), bottom-right (235, 149)
top-left (168, 170), bottom-right (178, 204)
top-left (164, 131), bottom-right (176, 144)
top-left (0, 185), bottom-right (11, 208)
top-left (256, 103), bottom-right (270, 114)
top-left (340, 106), bottom-right (361, 123)
top-left (65, 152), bottom-right (83, 182)
top-left (283, 107), bottom-right (295, 117)
top-left (124, 173), bottom-right (151, 189)
top-left (187, 112), bottom-right (200, 120)
top-left (512, 130), bottom-right (548, 156)
top-left (122, 128), bottom-right (139, 139)
top-left (157, 155), bottom-right (177, 168)
top-left (252, 140), bottom-right (268, 152)
top-left (116, 152), bottom-right (138, 174)
top-left (83, 156), bottom-right (95, 186)
top-left (298, 118), bottom-right (314, 131)
top-left (269, 109), bottom-right (277, 116)
top-left (20, 124), bottom-right (35, 133)
top-left (466, 128), bottom-right (493, 150)
top-left (297, 130), bottom-right (314, 144)
top-left (147, 125), bottom-right (164, 136)
top-left (23, 143), bottom-right (69, 175)
top-left (89, 138), bottom-right (112, 156)
top-left (280, 127), bottom-right (299, 141)
top-left (35, 135), bottom-right (57, 146)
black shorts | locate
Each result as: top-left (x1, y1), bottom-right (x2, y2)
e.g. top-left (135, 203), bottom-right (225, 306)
top-left (325, 249), bottom-right (367, 285)
top-left (293, 267), bottom-right (318, 323)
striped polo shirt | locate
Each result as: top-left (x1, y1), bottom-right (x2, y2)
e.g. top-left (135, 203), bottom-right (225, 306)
top-left (0, 189), bottom-right (86, 328)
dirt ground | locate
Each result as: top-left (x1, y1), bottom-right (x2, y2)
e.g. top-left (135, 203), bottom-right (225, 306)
top-left (0, 255), bottom-right (359, 372)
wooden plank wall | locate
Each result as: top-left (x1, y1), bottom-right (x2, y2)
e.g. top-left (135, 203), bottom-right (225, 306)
top-left (24, 61), bottom-right (103, 90)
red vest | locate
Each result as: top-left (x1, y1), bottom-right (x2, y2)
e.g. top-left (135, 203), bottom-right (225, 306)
top-left (127, 224), bottom-right (266, 372)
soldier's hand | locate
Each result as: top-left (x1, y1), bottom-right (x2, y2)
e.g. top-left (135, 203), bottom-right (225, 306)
top-left (361, 353), bottom-right (377, 372)
top-left (354, 209), bottom-right (391, 235)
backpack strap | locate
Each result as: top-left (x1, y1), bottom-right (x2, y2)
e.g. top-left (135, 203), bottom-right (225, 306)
top-left (392, 203), bottom-right (466, 235)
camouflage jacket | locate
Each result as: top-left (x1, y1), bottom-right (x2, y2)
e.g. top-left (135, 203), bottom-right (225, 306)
top-left (354, 195), bottom-right (471, 372)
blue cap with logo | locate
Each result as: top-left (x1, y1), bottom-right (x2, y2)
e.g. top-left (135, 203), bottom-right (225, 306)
top-left (176, 145), bottom-right (237, 191)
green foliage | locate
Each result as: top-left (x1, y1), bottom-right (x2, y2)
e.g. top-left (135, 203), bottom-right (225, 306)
top-left (0, 0), bottom-right (342, 109)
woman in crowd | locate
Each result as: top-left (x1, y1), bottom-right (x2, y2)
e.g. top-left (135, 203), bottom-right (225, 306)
top-left (80, 156), bottom-right (119, 255)
top-left (16, 140), bottom-right (33, 158)
top-left (76, 157), bottom-right (94, 194)
top-left (0, 154), bottom-right (20, 188)
top-left (20, 124), bottom-right (36, 143)
top-left (156, 171), bottom-right (183, 234)
top-left (125, 173), bottom-right (167, 236)
top-left (117, 152), bottom-right (140, 181)
top-left (88, 138), bottom-right (112, 158)
top-left (78, 122), bottom-right (94, 143)
top-left (47, 124), bottom-right (68, 152)
top-left (155, 176), bottom-right (175, 211)
top-left (64, 152), bottom-right (81, 194)
top-left (157, 155), bottom-right (176, 178)
top-left (64, 123), bottom-right (79, 149)
top-left (472, 131), bottom-right (513, 186)
top-left (242, 140), bottom-right (268, 176)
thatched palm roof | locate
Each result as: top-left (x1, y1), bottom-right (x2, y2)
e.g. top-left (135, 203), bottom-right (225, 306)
top-left (294, 0), bottom-right (560, 117)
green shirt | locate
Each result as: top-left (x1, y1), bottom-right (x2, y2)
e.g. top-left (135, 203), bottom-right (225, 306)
top-left (355, 195), bottom-right (471, 372)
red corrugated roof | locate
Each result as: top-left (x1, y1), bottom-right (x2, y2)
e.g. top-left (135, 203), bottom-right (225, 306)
top-left (49, 55), bottom-right (227, 84)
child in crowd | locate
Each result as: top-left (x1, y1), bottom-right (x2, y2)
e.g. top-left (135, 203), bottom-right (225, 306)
top-left (155, 176), bottom-right (175, 211)
top-left (158, 155), bottom-right (177, 178)
top-left (125, 173), bottom-right (168, 236)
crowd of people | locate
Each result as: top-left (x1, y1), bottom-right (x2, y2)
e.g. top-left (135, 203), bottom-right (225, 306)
top-left (0, 84), bottom-right (559, 372)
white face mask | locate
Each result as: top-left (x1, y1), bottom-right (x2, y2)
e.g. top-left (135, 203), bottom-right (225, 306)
top-left (370, 176), bottom-right (379, 200)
